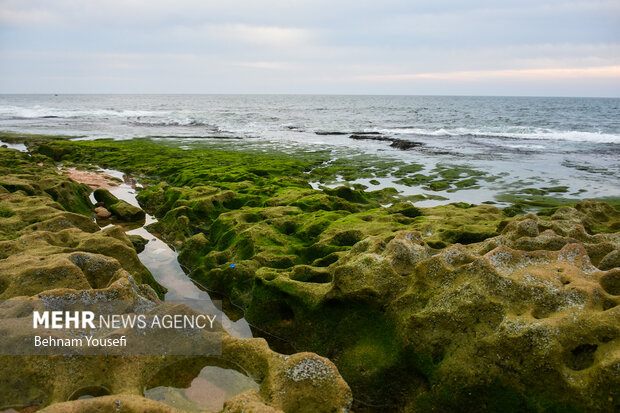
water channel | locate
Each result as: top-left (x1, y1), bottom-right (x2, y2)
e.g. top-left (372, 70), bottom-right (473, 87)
top-left (89, 168), bottom-right (259, 412)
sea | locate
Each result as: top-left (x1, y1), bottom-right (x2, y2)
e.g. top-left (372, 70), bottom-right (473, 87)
top-left (1, 94), bottom-right (618, 207)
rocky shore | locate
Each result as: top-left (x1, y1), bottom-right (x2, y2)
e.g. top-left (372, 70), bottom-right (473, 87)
top-left (0, 136), bottom-right (618, 412)
top-left (0, 146), bottom-right (351, 412)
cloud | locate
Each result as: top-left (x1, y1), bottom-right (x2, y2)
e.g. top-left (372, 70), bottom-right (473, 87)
top-left (0, 5), bottom-right (57, 26)
top-left (234, 61), bottom-right (295, 70)
top-left (224, 24), bottom-right (312, 48)
top-left (355, 66), bottom-right (620, 82)
top-left (1, 1), bottom-right (619, 95)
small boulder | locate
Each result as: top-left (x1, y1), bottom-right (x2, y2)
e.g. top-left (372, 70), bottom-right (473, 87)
top-left (128, 234), bottom-right (148, 253)
top-left (93, 188), bottom-right (119, 205)
top-left (94, 188), bottom-right (145, 222)
top-left (109, 200), bottom-right (145, 221)
top-left (94, 206), bottom-right (112, 219)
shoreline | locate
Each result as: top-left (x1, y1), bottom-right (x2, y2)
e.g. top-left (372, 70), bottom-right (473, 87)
top-left (0, 133), bottom-right (618, 411)
top-left (4, 131), bottom-right (618, 212)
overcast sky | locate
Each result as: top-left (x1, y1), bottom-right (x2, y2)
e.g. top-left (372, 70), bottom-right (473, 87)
top-left (0, 0), bottom-right (619, 96)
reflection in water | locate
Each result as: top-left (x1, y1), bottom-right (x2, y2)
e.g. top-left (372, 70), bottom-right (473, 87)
top-left (144, 366), bottom-right (259, 412)
top-left (95, 171), bottom-right (258, 413)
top-left (93, 168), bottom-right (252, 338)
top-left (0, 140), bottom-right (28, 152)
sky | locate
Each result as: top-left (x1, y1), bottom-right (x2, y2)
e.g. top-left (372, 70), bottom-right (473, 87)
top-left (0, 0), bottom-right (619, 96)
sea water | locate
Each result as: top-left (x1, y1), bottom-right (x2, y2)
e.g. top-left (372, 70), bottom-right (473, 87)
top-left (1, 94), bottom-right (618, 204)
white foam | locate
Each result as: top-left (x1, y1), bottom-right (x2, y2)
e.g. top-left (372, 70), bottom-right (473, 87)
top-left (0, 104), bottom-right (168, 120)
top-left (376, 126), bottom-right (620, 144)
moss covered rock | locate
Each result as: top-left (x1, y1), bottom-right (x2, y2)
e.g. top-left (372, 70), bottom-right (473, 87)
top-left (94, 188), bottom-right (145, 222)
top-left (1, 144), bottom-right (353, 413)
top-left (0, 149), bottom-right (164, 297)
top-left (1, 283), bottom-right (352, 413)
top-left (20, 138), bottom-right (620, 412)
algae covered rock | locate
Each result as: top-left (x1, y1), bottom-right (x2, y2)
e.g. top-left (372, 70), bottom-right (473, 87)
top-left (243, 204), bottom-right (619, 411)
top-left (0, 221), bottom-right (165, 298)
top-left (94, 188), bottom-right (145, 222)
top-left (38, 395), bottom-right (184, 413)
top-left (0, 150), bottom-right (165, 297)
top-left (0, 145), bottom-right (353, 413)
top-left (16, 138), bottom-right (620, 411)
top-left (0, 284), bottom-right (352, 413)
top-left (128, 233), bottom-right (149, 253)
top-left (0, 147), bottom-right (93, 216)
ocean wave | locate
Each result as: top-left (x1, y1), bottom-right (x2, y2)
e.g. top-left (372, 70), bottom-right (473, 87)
top-left (504, 144), bottom-right (546, 150)
top-left (376, 127), bottom-right (620, 144)
top-left (0, 105), bottom-right (164, 120)
top-left (127, 118), bottom-right (217, 128)
top-left (0, 105), bottom-right (161, 119)
top-left (0, 105), bottom-right (222, 130)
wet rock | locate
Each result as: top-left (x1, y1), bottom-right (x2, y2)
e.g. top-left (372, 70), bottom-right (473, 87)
top-left (128, 234), bottom-right (148, 253)
top-left (38, 395), bottom-right (183, 413)
top-left (109, 200), bottom-right (145, 222)
top-left (1, 284), bottom-right (352, 413)
top-left (0, 147), bottom-right (353, 413)
top-left (94, 188), bottom-right (145, 222)
top-left (95, 206), bottom-right (112, 219)
top-left (348, 134), bottom-right (423, 151)
top-left (15, 140), bottom-right (620, 411)
top-left (93, 188), bottom-right (120, 205)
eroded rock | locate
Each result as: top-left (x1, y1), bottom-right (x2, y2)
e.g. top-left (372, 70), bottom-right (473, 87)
top-left (0, 147), bottom-right (352, 413)
top-left (0, 281), bottom-right (352, 413)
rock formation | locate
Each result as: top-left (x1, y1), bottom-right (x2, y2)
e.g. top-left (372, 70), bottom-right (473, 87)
top-left (0, 147), bottom-right (352, 413)
top-left (3, 139), bottom-right (617, 411)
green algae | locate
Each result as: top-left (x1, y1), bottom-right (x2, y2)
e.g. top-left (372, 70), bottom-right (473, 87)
top-left (0, 147), bottom-right (165, 297)
top-left (0, 131), bottom-right (74, 145)
top-left (0, 206), bottom-right (15, 218)
top-left (391, 163), bottom-right (425, 177)
top-left (417, 381), bottom-right (583, 413)
top-left (542, 186), bottom-right (569, 193)
top-left (18, 136), bottom-right (620, 412)
top-left (22, 139), bottom-right (509, 406)
top-left (497, 185), bottom-right (620, 215)
top-left (495, 192), bottom-right (583, 211)
top-left (0, 147), bottom-right (93, 220)
top-left (94, 188), bottom-right (145, 221)
top-left (307, 155), bottom-right (403, 183)
top-left (394, 173), bottom-right (433, 187)
top-left (394, 163), bottom-right (490, 192)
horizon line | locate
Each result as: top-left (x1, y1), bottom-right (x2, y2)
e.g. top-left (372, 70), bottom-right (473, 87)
top-left (1, 92), bottom-right (619, 99)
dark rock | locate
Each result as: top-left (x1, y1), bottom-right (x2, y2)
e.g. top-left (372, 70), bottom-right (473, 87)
top-left (93, 188), bottom-right (119, 205)
top-left (128, 234), bottom-right (148, 253)
top-left (348, 134), bottom-right (423, 151)
top-left (315, 131), bottom-right (348, 135)
top-left (389, 139), bottom-right (423, 150)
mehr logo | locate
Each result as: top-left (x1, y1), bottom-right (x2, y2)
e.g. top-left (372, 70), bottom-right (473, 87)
top-left (32, 311), bottom-right (218, 329)
top-left (0, 299), bottom-right (223, 356)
